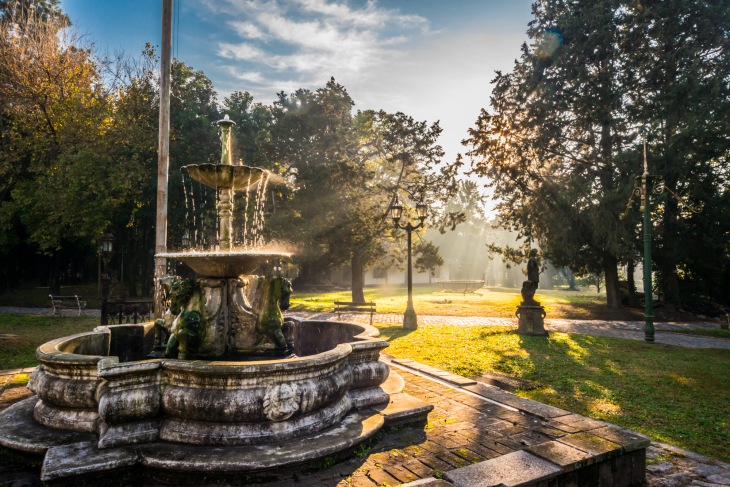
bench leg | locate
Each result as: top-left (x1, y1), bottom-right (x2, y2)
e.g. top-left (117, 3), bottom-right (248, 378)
top-left (369, 312), bottom-right (374, 326)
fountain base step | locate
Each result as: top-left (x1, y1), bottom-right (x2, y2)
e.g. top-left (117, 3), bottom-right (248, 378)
top-left (36, 393), bottom-right (432, 481)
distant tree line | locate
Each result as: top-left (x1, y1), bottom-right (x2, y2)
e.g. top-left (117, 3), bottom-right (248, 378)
top-left (0, 1), bottom-right (460, 300)
top-left (467, 0), bottom-right (730, 308)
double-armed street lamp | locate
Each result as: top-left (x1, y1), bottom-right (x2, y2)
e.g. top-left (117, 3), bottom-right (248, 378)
top-left (389, 193), bottom-right (429, 330)
top-left (620, 133), bottom-right (702, 343)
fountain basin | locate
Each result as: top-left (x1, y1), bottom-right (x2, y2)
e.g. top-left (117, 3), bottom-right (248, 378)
top-left (181, 163), bottom-right (267, 190)
top-left (27, 318), bottom-right (392, 448)
top-left (157, 251), bottom-right (290, 277)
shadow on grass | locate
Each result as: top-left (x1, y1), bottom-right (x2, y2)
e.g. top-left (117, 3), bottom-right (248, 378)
top-left (375, 323), bottom-right (730, 461)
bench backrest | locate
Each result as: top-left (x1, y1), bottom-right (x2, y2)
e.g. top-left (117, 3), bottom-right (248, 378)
top-left (334, 301), bottom-right (375, 307)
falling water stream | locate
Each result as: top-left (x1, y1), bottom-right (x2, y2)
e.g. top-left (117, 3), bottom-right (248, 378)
top-left (180, 170), bottom-right (271, 252)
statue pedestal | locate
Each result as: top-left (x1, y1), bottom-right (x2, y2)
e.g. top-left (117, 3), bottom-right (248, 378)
top-left (515, 304), bottom-right (549, 337)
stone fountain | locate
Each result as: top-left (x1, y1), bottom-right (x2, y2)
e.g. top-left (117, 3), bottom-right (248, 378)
top-left (0, 116), bottom-right (432, 483)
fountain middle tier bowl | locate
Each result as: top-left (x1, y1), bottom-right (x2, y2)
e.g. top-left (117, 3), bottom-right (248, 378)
top-left (157, 251), bottom-right (290, 277)
top-left (181, 163), bottom-right (267, 190)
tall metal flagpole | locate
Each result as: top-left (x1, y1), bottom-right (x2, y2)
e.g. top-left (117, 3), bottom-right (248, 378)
top-left (154, 0), bottom-right (173, 320)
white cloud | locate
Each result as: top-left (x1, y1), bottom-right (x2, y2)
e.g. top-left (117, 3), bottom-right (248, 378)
top-left (219, 42), bottom-right (265, 60)
top-left (212, 0), bottom-right (425, 82)
top-left (227, 68), bottom-right (266, 83)
top-left (229, 21), bottom-right (267, 39)
top-left (293, 0), bottom-right (426, 27)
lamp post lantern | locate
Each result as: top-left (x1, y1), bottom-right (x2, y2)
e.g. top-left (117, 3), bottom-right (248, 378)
top-left (620, 132), bottom-right (702, 343)
top-left (390, 193), bottom-right (428, 330)
top-left (99, 233), bottom-right (115, 326)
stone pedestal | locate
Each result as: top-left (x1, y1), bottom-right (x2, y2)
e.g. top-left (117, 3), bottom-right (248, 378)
top-left (516, 305), bottom-right (549, 337)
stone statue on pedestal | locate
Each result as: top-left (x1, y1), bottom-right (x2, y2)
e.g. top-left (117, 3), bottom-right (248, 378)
top-left (516, 249), bottom-right (549, 337)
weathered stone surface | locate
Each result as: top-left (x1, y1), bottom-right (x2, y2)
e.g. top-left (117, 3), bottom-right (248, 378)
top-left (526, 440), bottom-right (593, 472)
top-left (33, 399), bottom-right (100, 433)
top-left (370, 393), bottom-right (433, 424)
top-left (443, 450), bottom-right (562, 487)
top-left (556, 432), bottom-right (621, 462)
top-left (381, 368), bottom-right (405, 394)
top-left (30, 366), bottom-right (99, 410)
top-left (0, 396), bottom-right (95, 454)
top-left (401, 478), bottom-right (455, 486)
top-left (551, 413), bottom-right (607, 431)
top-left (463, 382), bottom-right (570, 419)
top-left (41, 441), bottom-right (138, 481)
top-left (347, 386), bottom-right (390, 408)
top-left (162, 363), bottom-right (352, 423)
top-left (647, 461), bottom-right (674, 474)
top-left (160, 395), bottom-right (352, 446)
top-left (98, 419), bottom-right (160, 449)
top-left (706, 475), bottom-right (730, 485)
top-left (516, 305), bottom-right (549, 337)
top-left (140, 409), bottom-right (384, 472)
top-left (588, 425), bottom-right (650, 452)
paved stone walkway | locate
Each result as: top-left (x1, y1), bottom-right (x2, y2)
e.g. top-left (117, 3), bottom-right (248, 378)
top-left (0, 363), bottom-right (728, 486)
top-left (289, 312), bottom-right (730, 349)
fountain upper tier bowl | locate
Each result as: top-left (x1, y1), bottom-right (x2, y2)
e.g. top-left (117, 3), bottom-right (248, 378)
top-left (181, 163), bottom-right (267, 190)
top-left (157, 251), bottom-right (290, 277)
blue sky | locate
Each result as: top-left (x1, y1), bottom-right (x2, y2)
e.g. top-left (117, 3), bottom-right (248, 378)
top-left (63, 0), bottom-right (534, 204)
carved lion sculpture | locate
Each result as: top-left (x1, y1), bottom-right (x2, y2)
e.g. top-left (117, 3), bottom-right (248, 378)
top-left (262, 383), bottom-right (300, 421)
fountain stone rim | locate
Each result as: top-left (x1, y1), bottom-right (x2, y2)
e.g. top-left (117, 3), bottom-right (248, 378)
top-left (156, 251), bottom-right (291, 277)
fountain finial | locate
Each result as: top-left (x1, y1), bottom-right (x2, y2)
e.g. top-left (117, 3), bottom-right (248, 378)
top-left (217, 114), bottom-right (236, 128)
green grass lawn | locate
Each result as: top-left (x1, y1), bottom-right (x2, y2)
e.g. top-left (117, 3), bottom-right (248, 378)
top-left (290, 285), bottom-right (695, 322)
top-left (376, 323), bottom-right (730, 462)
top-left (0, 315), bottom-right (99, 369)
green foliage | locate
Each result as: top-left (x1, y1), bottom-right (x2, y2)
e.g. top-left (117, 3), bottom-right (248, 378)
top-left (263, 78), bottom-right (454, 298)
top-left (414, 241), bottom-right (444, 276)
top-left (464, 0), bottom-right (730, 308)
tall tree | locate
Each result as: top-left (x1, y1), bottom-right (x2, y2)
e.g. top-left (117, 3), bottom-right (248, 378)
top-left (465, 0), bottom-right (636, 309)
top-left (625, 0), bottom-right (730, 305)
top-left (264, 79), bottom-right (451, 302)
top-left (0, 12), bottom-right (154, 294)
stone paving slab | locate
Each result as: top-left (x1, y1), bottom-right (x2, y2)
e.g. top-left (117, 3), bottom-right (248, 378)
top-left (444, 449), bottom-right (562, 487)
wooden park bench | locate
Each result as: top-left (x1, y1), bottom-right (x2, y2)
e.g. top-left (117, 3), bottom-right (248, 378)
top-left (334, 301), bottom-right (376, 325)
top-left (49, 295), bottom-right (87, 317)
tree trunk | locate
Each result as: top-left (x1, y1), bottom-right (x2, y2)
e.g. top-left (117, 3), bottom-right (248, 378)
top-left (604, 254), bottom-right (621, 309)
top-left (50, 251), bottom-right (62, 296)
top-left (627, 259), bottom-right (638, 306)
top-left (351, 254), bottom-right (365, 303)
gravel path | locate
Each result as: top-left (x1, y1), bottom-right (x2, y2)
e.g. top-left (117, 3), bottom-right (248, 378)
top-left (1, 306), bottom-right (727, 349)
top-left (288, 311), bottom-right (730, 349)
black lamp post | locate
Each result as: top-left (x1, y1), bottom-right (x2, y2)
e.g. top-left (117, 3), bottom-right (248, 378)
top-left (100, 233), bottom-right (115, 326)
top-left (390, 193), bottom-right (428, 330)
top-left (181, 232), bottom-right (190, 249)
